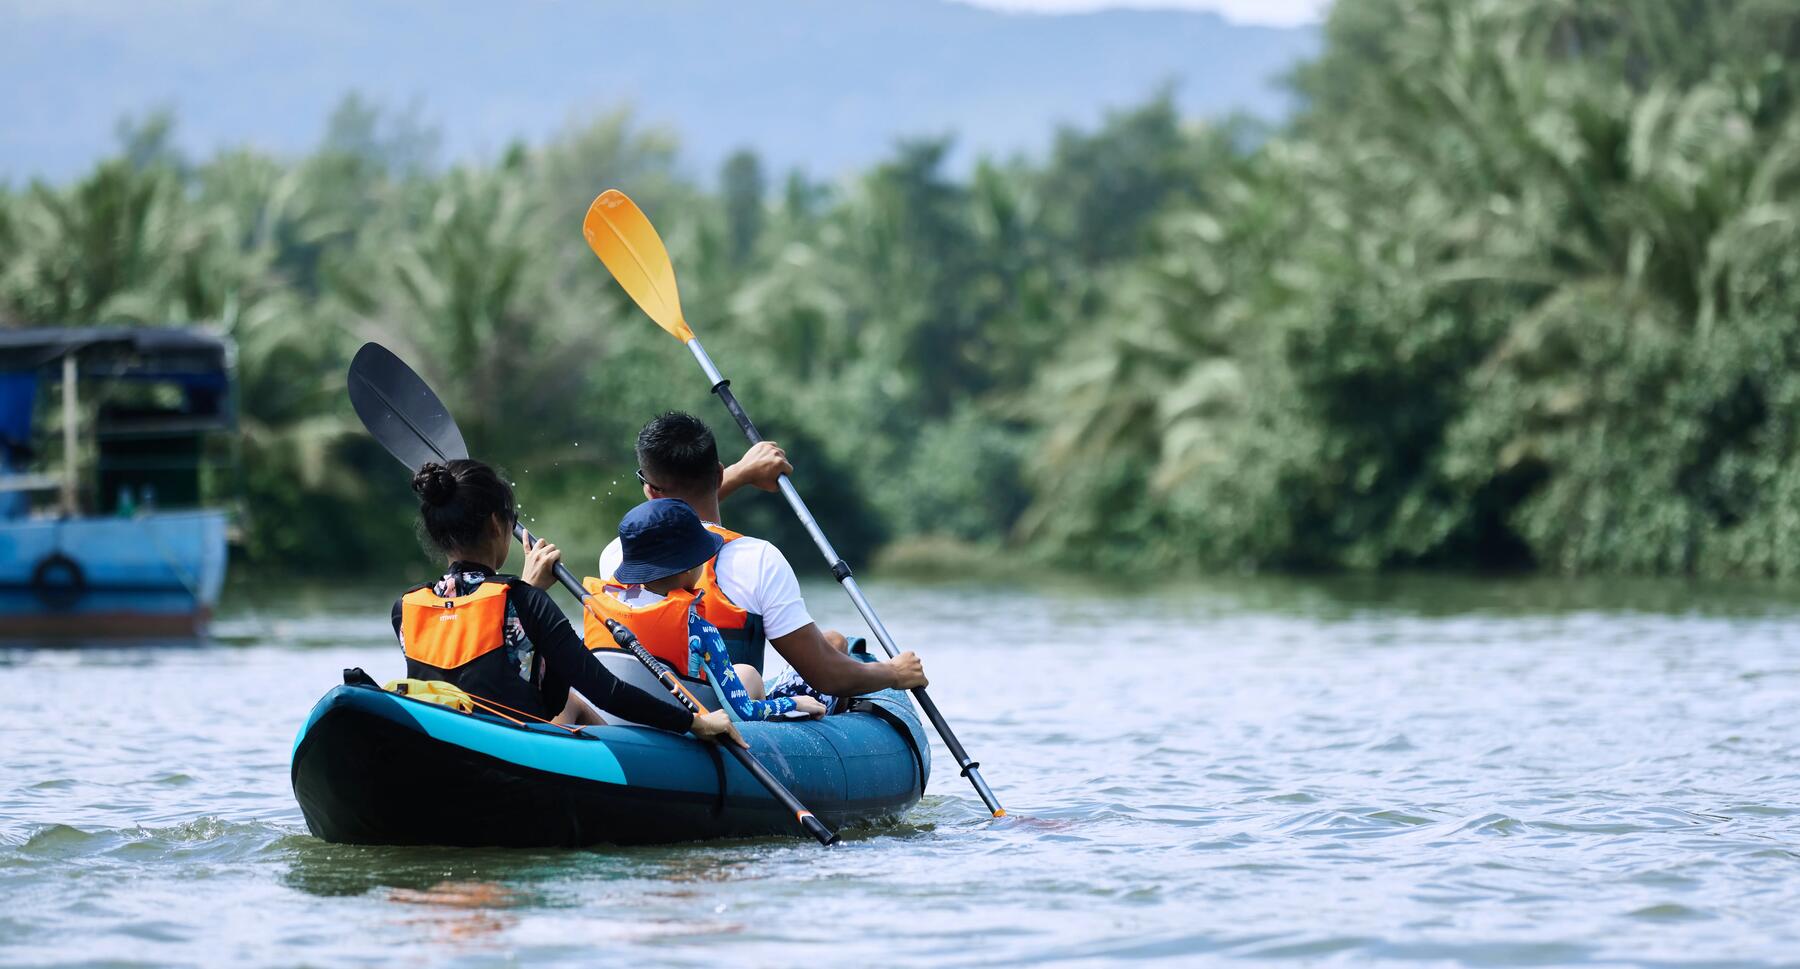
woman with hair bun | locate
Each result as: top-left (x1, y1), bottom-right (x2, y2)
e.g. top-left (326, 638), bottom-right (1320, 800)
top-left (392, 458), bottom-right (742, 746)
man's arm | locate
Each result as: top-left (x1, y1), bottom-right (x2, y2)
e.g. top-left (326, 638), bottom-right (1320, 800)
top-left (770, 623), bottom-right (926, 697)
top-left (719, 441), bottom-right (792, 501)
top-left (729, 534), bottom-right (927, 696)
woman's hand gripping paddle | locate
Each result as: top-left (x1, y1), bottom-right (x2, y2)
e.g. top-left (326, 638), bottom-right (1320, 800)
top-left (581, 190), bottom-right (1007, 819)
top-left (346, 342), bottom-right (839, 846)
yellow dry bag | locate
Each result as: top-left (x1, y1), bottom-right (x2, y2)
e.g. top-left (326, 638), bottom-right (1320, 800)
top-left (383, 678), bottom-right (476, 714)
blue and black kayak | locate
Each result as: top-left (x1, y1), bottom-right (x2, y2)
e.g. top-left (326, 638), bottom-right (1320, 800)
top-left (290, 652), bottom-right (930, 847)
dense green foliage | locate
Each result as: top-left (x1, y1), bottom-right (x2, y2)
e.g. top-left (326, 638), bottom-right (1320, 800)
top-left (5, 0), bottom-right (1800, 577)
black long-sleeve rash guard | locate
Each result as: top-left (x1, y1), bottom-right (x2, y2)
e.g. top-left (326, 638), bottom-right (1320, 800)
top-left (391, 566), bottom-right (693, 734)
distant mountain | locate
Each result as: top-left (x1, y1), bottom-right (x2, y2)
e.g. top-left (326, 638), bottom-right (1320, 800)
top-left (0, 0), bottom-right (1317, 183)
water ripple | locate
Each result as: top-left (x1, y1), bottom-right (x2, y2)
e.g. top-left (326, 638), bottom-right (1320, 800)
top-left (4, 577), bottom-right (1800, 966)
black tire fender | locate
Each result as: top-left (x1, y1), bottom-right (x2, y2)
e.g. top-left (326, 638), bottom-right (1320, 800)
top-left (30, 551), bottom-right (85, 610)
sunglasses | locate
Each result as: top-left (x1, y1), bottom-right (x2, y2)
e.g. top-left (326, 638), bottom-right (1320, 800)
top-left (634, 468), bottom-right (665, 493)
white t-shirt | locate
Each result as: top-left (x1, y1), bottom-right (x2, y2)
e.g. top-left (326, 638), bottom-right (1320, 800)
top-left (598, 524), bottom-right (815, 639)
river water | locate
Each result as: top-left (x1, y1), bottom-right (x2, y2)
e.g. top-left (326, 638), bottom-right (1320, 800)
top-left (3, 573), bottom-right (1799, 967)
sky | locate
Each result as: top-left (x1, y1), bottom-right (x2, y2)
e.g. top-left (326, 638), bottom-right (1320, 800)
top-left (0, 0), bottom-right (1324, 182)
top-left (957, 0), bottom-right (1332, 27)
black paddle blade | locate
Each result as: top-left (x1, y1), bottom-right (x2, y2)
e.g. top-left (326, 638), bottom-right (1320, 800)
top-left (347, 343), bottom-right (469, 470)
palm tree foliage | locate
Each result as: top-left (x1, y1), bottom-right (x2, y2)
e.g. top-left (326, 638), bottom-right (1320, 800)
top-left (4, 0), bottom-right (1800, 576)
top-left (1029, 0), bottom-right (1800, 575)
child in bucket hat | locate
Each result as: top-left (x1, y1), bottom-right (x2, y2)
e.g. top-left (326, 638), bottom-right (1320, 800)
top-left (607, 498), bottom-right (827, 722)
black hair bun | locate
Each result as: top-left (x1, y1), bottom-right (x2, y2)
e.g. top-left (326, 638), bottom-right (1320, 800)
top-left (412, 462), bottom-right (458, 507)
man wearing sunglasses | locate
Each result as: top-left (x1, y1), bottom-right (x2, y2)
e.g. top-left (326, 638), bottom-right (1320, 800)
top-left (596, 412), bottom-right (927, 708)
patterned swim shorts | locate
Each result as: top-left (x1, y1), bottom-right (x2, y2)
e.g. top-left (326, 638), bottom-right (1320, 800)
top-left (764, 668), bottom-right (846, 714)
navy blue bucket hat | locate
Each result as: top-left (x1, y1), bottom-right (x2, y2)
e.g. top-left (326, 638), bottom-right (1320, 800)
top-left (613, 498), bottom-right (724, 584)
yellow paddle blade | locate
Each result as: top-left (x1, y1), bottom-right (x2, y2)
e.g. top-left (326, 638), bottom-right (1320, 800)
top-left (581, 189), bottom-right (693, 342)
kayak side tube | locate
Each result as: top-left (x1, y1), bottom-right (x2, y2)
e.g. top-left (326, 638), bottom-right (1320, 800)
top-left (290, 683), bottom-right (928, 847)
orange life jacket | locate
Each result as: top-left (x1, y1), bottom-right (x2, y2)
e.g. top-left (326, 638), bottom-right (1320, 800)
top-left (581, 578), bottom-right (704, 679)
top-left (398, 579), bottom-right (544, 717)
top-left (583, 524), bottom-right (767, 672)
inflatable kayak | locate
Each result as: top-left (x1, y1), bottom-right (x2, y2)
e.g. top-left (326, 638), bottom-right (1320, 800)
top-left (290, 653), bottom-right (929, 847)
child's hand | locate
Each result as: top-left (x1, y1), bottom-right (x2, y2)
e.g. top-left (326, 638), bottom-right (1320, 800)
top-left (521, 538), bottom-right (562, 590)
top-left (791, 696), bottom-right (828, 719)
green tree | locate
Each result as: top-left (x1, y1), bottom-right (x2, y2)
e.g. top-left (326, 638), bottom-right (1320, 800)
top-left (720, 149), bottom-right (765, 267)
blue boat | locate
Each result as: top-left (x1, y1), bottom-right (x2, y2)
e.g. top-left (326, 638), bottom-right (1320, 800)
top-left (0, 327), bottom-right (233, 640)
top-left (291, 652), bottom-right (930, 846)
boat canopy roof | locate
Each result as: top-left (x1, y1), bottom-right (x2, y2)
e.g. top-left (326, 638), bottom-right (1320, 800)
top-left (0, 326), bottom-right (232, 378)
top-left (0, 327), bottom-right (235, 450)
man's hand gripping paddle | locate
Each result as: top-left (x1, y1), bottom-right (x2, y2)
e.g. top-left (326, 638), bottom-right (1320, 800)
top-left (581, 189), bottom-right (1006, 818)
top-left (347, 342), bottom-right (838, 846)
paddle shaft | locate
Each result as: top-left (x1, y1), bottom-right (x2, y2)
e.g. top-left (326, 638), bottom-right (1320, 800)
top-left (683, 337), bottom-right (1006, 817)
top-left (514, 523), bottom-right (838, 846)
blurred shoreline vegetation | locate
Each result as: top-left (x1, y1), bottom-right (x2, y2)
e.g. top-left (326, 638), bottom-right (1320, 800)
top-left (5, 0), bottom-right (1800, 578)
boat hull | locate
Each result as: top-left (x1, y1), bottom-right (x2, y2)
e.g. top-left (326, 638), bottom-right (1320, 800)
top-left (291, 683), bottom-right (930, 847)
top-left (0, 510), bottom-right (228, 642)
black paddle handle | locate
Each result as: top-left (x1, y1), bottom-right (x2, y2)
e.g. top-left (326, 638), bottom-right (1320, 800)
top-left (711, 380), bottom-right (764, 444)
top-left (909, 685), bottom-right (977, 772)
top-left (514, 523), bottom-right (601, 604)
